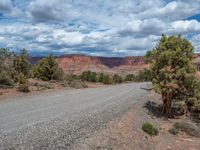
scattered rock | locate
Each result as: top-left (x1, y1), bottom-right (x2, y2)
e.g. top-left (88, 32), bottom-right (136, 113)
top-left (177, 120), bottom-right (200, 137)
top-left (171, 101), bottom-right (187, 117)
top-left (0, 90), bottom-right (3, 95)
top-left (68, 80), bottom-right (88, 89)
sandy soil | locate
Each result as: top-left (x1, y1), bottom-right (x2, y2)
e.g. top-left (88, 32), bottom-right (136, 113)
top-left (0, 79), bottom-right (105, 101)
top-left (0, 80), bottom-right (69, 101)
top-left (74, 91), bottom-right (200, 150)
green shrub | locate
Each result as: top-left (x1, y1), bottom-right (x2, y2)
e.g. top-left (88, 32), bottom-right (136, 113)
top-left (173, 122), bottom-right (180, 129)
top-left (82, 82), bottom-right (88, 88)
top-left (182, 76), bottom-right (200, 113)
top-left (80, 71), bottom-right (89, 81)
top-left (90, 72), bottom-right (97, 82)
top-left (0, 48), bottom-right (15, 85)
top-left (0, 72), bottom-right (14, 88)
top-left (169, 127), bottom-right (178, 135)
top-left (0, 48), bottom-right (10, 63)
top-left (33, 55), bottom-right (64, 81)
top-left (194, 100), bottom-right (200, 112)
top-left (112, 74), bottom-right (123, 84)
top-left (13, 49), bottom-right (31, 78)
top-left (145, 35), bottom-right (196, 116)
top-left (17, 74), bottom-right (30, 92)
top-left (65, 74), bottom-right (79, 82)
top-left (168, 122), bottom-right (180, 135)
top-left (125, 74), bottom-right (136, 81)
top-left (0, 48), bottom-right (12, 71)
top-left (34, 82), bottom-right (53, 91)
top-left (98, 73), bottom-right (109, 84)
top-left (136, 69), bottom-right (152, 82)
top-left (170, 121), bottom-right (200, 137)
top-left (59, 81), bottom-right (69, 87)
top-left (102, 74), bottom-right (111, 84)
top-left (142, 122), bottom-right (158, 136)
top-left (98, 72), bottom-right (104, 82)
top-left (68, 80), bottom-right (88, 89)
top-left (80, 71), bottom-right (97, 82)
top-left (80, 71), bottom-right (114, 84)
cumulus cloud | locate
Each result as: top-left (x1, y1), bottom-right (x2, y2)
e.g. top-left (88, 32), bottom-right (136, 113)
top-left (190, 34), bottom-right (200, 52)
top-left (169, 20), bottom-right (200, 34)
top-left (118, 19), bottom-right (200, 38)
top-left (0, 0), bottom-right (12, 12)
top-left (1, 0), bottom-right (200, 56)
top-left (0, 0), bottom-right (22, 17)
top-left (118, 19), bottom-right (166, 37)
top-left (139, 1), bottom-right (200, 21)
top-left (28, 0), bottom-right (79, 22)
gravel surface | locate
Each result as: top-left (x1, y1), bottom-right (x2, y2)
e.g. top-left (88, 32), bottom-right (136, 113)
top-left (0, 82), bottom-right (149, 149)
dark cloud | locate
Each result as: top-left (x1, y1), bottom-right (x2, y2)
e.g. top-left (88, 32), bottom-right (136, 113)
top-left (0, 0), bottom-right (12, 12)
top-left (28, 0), bottom-right (79, 22)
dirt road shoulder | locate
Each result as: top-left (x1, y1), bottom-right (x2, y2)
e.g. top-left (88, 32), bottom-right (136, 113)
top-left (74, 91), bottom-right (200, 150)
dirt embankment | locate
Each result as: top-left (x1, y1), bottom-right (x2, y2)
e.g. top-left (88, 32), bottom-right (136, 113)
top-left (0, 79), bottom-right (104, 101)
top-left (74, 91), bottom-right (200, 150)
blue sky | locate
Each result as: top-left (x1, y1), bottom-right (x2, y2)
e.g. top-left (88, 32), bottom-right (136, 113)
top-left (0, 0), bottom-right (200, 56)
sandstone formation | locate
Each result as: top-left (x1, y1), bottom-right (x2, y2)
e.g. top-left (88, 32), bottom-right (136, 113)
top-left (56, 55), bottom-right (148, 75)
top-left (30, 54), bottom-right (200, 75)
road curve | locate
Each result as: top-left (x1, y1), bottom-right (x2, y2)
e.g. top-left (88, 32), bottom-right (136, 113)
top-left (0, 82), bottom-right (149, 149)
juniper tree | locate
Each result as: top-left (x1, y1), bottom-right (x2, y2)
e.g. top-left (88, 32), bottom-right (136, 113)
top-left (13, 49), bottom-right (31, 78)
top-left (145, 35), bottom-right (199, 116)
top-left (33, 55), bottom-right (64, 81)
top-left (0, 48), bottom-right (14, 74)
top-left (112, 74), bottom-right (123, 84)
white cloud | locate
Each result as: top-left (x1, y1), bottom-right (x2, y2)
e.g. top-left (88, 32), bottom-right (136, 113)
top-left (117, 35), bottom-right (160, 52)
top-left (0, 0), bottom-right (22, 17)
top-left (28, 0), bottom-right (79, 22)
top-left (0, 23), bottom-right (85, 52)
top-left (1, 0), bottom-right (200, 56)
top-left (52, 30), bottom-right (84, 45)
top-left (169, 20), bottom-right (200, 34)
top-left (191, 34), bottom-right (200, 52)
top-left (139, 1), bottom-right (200, 21)
top-left (118, 19), bottom-right (200, 38)
top-left (118, 18), bottom-right (166, 37)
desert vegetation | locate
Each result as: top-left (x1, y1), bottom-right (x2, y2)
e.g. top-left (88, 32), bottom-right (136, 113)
top-left (140, 35), bottom-right (200, 140)
top-left (0, 48), bottom-right (88, 93)
top-left (2, 34), bottom-right (200, 122)
top-left (142, 122), bottom-right (158, 136)
top-left (0, 48), bottom-right (15, 89)
top-left (33, 55), bottom-right (64, 81)
top-left (1, 48), bottom-right (150, 94)
top-left (79, 70), bottom-right (151, 84)
top-left (145, 34), bottom-right (200, 119)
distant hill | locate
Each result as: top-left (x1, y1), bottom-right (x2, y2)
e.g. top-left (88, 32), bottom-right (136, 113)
top-left (56, 55), bottom-right (148, 75)
top-left (29, 54), bottom-right (200, 75)
top-left (30, 55), bottom-right (148, 75)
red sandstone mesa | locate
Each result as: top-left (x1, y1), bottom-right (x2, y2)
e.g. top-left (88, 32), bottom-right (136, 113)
top-left (56, 55), bottom-right (148, 75)
top-left (30, 54), bottom-right (200, 75)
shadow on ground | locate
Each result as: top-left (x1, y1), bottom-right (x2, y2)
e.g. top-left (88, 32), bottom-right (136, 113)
top-left (144, 101), bottom-right (162, 118)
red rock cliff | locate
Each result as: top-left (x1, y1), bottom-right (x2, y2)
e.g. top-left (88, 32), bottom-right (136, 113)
top-left (56, 55), bottom-right (147, 75)
top-left (30, 54), bottom-right (200, 75)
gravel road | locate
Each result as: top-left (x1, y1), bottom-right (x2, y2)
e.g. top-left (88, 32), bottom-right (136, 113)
top-left (0, 82), bottom-right (149, 149)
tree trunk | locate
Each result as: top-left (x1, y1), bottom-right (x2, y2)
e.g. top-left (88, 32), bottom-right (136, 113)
top-left (162, 92), bottom-right (167, 114)
top-left (161, 91), bottom-right (172, 117)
